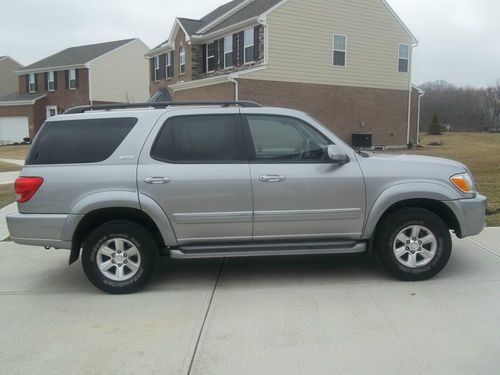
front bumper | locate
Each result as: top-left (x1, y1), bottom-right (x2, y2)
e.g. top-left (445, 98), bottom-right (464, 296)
top-left (6, 213), bottom-right (76, 249)
top-left (444, 194), bottom-right (487, 238)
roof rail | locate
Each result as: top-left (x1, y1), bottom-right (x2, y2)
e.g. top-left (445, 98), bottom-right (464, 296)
top-left (63, 101), bottom-right (262, 114)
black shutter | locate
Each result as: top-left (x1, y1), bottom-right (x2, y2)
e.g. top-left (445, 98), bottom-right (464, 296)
top-left (202, 44), bottom-right (207, 73)
top-left (25, 75), bottom-right (29, 92)
top-left (233, 34), bottom-right (238, 67)
top-left (75, 69), bottom-right (80, 88)
top-left (238, 31), bottom-right (244, 65)
top-left (54, 71), bottom-right (58, 90)
top-left (219, 38), bottom-right (224, 70)
top-left (213, 40), bottom-right (219, 71)
top-left (254, 26), bottom-right (260, 61)
top-left (170, 51), bottom-right (175, 77)
top-left (44, 72), bottom-right (48, 91)
top-left (65, 70), bottom-right (69, 89)
top-left (34, 73), bottom-right (38, 91)
top-left (150, 59), bottom-right (155, 82)
top-left (160, 54), bottom-right (167, 79)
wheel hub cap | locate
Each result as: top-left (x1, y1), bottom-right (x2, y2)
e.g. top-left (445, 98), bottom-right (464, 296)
top-left (393, 225), bottom-right (437, 268)
top-left (97, 238), bottom-right (141, 281)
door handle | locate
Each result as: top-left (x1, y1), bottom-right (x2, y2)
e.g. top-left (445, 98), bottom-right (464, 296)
top-left (144, 177), bottom-right (171, 184)
top-left (259, 175), bottom-right (286, 183)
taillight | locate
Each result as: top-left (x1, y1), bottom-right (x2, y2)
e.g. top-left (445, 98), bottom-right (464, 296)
top-left (15, 177), bottom-right (44, 203)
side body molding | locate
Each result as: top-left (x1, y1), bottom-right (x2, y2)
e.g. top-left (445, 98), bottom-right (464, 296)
top-left (362, 181), bottom-right (462, 239)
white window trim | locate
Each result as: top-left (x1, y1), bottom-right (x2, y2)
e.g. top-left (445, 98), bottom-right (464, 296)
top-left (166, 52), bottom-right (172, 79)
top-left (224, 35), bottom-right (233, 69)
top-left (332, 33), bottom-right (347, 68)
top-left (46, 105), bottom-right (57, 118)
top-left (48, 71), bottom-right (55, 92)
top-left (154, 56), bottom-right (160, 81)
top-left (206, 42), bottom-right (215, 73)
top-left (179, 47), bottom-right (186, 75)
top-left (68, 69), bottom-right (77, 90)
top-left (244, 28), bottom-right (255, 65)
top-left (28, 73), bottom-right (36, 93)
top-left (398, 43), bottom-right (410, 73)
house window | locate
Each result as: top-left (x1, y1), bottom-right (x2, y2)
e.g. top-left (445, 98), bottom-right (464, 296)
top-left (48, 71), bottom-right (55, 91)
top-left (166, 52), bottom-right (173, 78)
top-left (333, 34), bottom-right (347, 67)
top-left (68, 69), bottom-right (77, 89)
top-left (224, 36), bottom-right (233, 69)
top-left (244, 28), bottom-right (255, 63)
top-left (28, 73), bottom-right (36, 93)
top-left (206, 43), bottom-right (216, 72)
top-left (398, 44), bottom-right (410, 73)
top-left (179, 47), bottom-right (186, 75)
top-left (154, 56), bottom-right (160, 81)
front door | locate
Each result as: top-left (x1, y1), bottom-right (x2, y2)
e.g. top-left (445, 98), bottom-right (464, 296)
top-left (138, 111), bottom-right (253, 245)
top-left (242, 113), bottom-right (366, 241)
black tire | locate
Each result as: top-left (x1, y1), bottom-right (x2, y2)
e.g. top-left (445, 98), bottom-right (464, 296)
top-left (375, 208), bottom-right (452, 281)
top-left (82, 220), bottom-right (159, 294)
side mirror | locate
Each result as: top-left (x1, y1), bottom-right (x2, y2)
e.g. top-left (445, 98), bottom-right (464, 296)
top-left (327, 145), bottom-right (349, 164)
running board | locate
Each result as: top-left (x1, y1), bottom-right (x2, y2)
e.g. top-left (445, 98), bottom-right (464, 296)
top-left (170, 241), bottom-right (367, 259)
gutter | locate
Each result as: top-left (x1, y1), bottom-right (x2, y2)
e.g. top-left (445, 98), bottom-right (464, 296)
top-left (416, 90), bottom-right (425, 144)
top-left (406, 40), bottom-right (419, 145)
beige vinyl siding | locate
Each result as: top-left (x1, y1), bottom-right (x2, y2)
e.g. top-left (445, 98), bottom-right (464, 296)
top-left (90, 40), bottom-right (150, 103)
top-left (0, 58), bottom-right (23, 96)
top-left (246, 0), bottom-right (413, 90)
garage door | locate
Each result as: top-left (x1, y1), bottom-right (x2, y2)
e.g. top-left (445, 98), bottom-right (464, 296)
top-left (0, 117), bottom-right (29, 145)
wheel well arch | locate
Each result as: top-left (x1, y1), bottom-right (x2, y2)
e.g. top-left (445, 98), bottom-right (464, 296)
top-left (373, 198), bottom-right (461, 240)
top-left (70, 207), bottom-right (165, 264)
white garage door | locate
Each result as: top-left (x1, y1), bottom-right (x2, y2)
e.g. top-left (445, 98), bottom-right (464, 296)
top-left (0, 117), bottom-right (29, 145)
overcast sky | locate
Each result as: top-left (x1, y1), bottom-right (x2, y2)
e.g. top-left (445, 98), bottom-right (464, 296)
top-left (1, 0), bottom-right (498, 87)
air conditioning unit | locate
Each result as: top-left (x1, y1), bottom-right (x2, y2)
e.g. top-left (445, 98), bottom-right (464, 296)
top-left (352, 133), bottom-right (372, 148)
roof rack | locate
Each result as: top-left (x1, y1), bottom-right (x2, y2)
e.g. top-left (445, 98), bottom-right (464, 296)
top-left (63, 101), bottom-right (262, 114)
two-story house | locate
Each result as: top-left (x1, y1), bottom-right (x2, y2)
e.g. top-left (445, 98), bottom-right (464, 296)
top-left (0, 38), bottom-right (150, 142)
top-left (0, 56), bottom-right (23, 96)
top-left (146, 0), bottom-right (423, 147)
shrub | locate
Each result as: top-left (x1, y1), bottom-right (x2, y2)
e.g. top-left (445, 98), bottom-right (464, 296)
top-left (428, 113), bottom-right (442, 135)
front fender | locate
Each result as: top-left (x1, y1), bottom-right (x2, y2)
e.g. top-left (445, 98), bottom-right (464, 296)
top-left (362, 181), bottom-right (462, 239)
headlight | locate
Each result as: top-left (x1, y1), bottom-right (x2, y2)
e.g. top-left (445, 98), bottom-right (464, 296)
top-left (450, 173), bottom-right (475, 193)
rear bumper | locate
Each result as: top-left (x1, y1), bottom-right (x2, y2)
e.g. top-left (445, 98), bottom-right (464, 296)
top-left (6, 213), bottom-right (76, 249)
top-left (444, 194), bottom-right (487, 238)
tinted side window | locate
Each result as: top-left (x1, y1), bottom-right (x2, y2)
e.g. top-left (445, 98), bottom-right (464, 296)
top-left (27, 118), bottom-right (137, 165)
top-left (151, 115), bottom-right (241, 163)
top-left (245, 115), bottom-right (332, 162)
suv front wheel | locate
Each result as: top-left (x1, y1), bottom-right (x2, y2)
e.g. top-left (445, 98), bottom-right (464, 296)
top-left (375, 208), bottom-right (452, 281)
top-left (82, 220), bottom-right (159, 294)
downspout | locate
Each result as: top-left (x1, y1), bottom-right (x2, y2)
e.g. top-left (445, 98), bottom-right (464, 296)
top-left (416, 91), bottom-right (424, 144)
top-left (86, 63), bottom-right (93, 105)
top-left (228, 75), bottom-right (239, 100)
top-left (406, 41), bottom-right (418, 145)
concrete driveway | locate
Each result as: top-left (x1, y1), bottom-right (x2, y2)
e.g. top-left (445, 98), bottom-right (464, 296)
top-left (0, 230), bottom-right (499, 375)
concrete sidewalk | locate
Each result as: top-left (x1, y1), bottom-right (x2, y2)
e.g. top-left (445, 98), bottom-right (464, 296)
top-left (0, 230), bottom-right (499, 374)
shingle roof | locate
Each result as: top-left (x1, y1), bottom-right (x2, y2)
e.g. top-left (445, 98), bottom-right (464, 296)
top-left (17, 39), bottom-right (135, 72)
top-left (0, 92), bottom-right (46, 103)
top-left (200, 0), bottom-right (247, 24)
top-left (178, 18), bottom-right (207, 36)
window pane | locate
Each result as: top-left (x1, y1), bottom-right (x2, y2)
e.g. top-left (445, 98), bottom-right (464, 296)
top-left (207, 56), bottom-right (216, 71)
top-left (69, 69), bottom-right (76, 80)
top-left (244, 28), bottom-right (254, 47)
top-left (27, 118), bottom-right (137, 165)
top-left (247, 115), bottom-right (332, 162)
top-left (224, 36), bottom-right (233, 52)
top-left (398, 58), bottom-right (409, 73)
top-left (399, 44), bottom-right (409, 59)
top-left (173, 116), bottom-right (239, 162)
top-left (334, 35), bottom-right (346, 51)
top-left (245, 46), bottom-right (254, 63)
top-left (207, 43), bottom-right (215, 56)
top-left (333, 51), bottom-right (346, 66)
top-left (225, 52), bottom-right (233, 68)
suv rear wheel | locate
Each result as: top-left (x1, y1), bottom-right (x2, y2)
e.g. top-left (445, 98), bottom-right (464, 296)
top-left (82, 220), bottom-right (159, 294)
top-left (375, 208), bottom-right (452, 281)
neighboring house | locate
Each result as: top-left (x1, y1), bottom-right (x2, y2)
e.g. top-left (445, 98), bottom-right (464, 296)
top-left (0, 56), bottom-right (23, 96)
top-left (0, 39), bottom-right (150, 141)
top-left (146, 0), bottom-right (423, 146)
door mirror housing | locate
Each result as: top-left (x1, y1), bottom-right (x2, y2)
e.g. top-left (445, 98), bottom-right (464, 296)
top-left (327, 145), bottom-right (349, 164)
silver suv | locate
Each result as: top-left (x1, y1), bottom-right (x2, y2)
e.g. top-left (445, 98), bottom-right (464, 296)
top-left (7, 101), bottom-right (487, 294)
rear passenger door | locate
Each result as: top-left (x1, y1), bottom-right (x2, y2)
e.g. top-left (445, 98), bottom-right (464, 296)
top-left (138, 110), bottom-right (253, 245)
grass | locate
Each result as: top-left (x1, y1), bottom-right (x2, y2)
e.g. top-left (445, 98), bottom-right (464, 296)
top-left (0, 161), bottom-right (21, 172)
top-left (0, 145), bottom-right (29, 160)
top-left (0, 184), bottom-right (15, 209)
top-left (395, 133), bottom-right (500, 226)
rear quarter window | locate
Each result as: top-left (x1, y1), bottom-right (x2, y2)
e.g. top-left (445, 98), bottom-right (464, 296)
top-left (27, 117), bottom-right (138, 165)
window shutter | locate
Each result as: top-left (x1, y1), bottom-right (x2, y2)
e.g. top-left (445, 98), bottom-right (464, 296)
top-left (232, 34), bottom-right (238, 67)
top-left (75, 69), bottom-right (80, 88)
top-left (65, 70), bottom-right (69, 89)
top-left (150, 59), bottom-right (155, 82)
top-left (202, 44), bottom-right (207, 73)
top-left (54, 71), bottom-right (58, 90)
top-left (34, 73), bottom-right (38, 91)
top-left (219, 38), bottom-right (224, 70)
top-left (213, 40), bottom-right (219, 71)
top-left (25, 75), bottom-right (29, 93)
top-left (254, 26), bottom-right (260, 61)
top-left (238, 31), bottom-right (244, 65)
top-left (44, 72), bottom-right (48, 91)
top-left (170, 51), bottom-right (174, 77)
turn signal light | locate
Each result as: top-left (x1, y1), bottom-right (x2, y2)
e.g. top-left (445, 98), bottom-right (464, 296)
top-left (450, 173), bottom-right (474, 193)
top-left (14, 177), bottom-right (44, 203)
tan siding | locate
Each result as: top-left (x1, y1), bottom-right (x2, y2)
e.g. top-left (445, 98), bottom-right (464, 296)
top-left (90, 40), bottom-right (150, 103)
top-left (0, 58), bottom-right (23, 96)
top-left (246, 0), bottom-right (413, 90)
